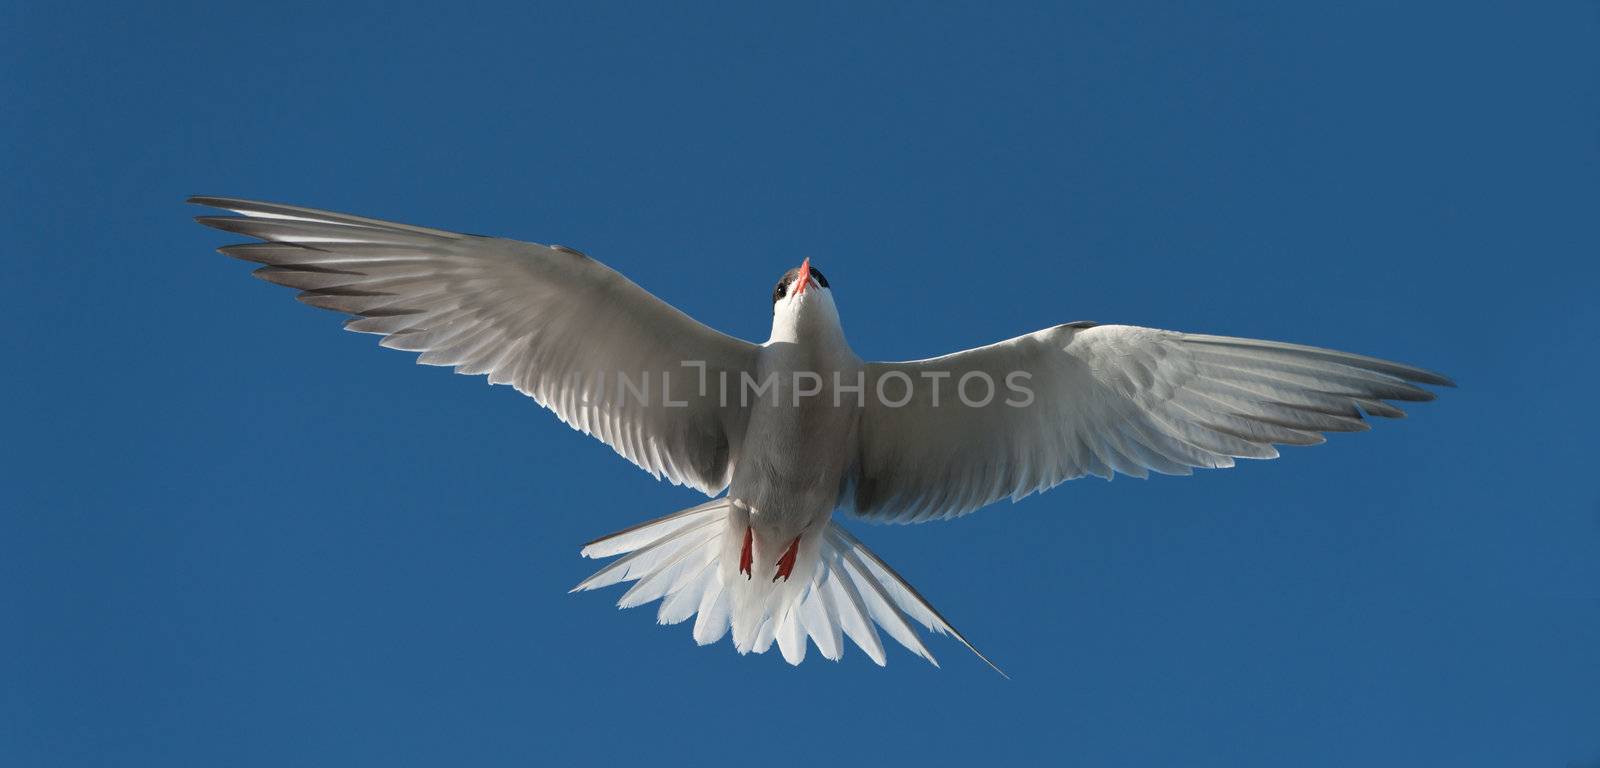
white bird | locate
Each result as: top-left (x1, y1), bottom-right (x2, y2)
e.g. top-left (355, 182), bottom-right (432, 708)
top-left (192, 196), bottom-right (1452, 674)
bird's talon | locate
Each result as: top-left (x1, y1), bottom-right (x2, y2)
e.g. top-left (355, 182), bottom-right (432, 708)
top-left (774, 536), bottom-right (801, 582)
top-left (739, 525), bottom-right (753, 579)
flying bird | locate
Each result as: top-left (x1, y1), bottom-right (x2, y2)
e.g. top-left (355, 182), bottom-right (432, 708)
top-left (191, 196), bottom-right (1452, 674)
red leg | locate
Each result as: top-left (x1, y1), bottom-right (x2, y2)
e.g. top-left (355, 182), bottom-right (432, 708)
top-left (773, 536), bottom-right (801, 583)
top-left (739, 526), bottom-right (753, 580)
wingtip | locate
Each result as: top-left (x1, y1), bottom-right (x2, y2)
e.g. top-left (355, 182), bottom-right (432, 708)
top-left (192, 214), bottom-right (245, 233)
top-left (1406, 368), bottom-right (1457, 388)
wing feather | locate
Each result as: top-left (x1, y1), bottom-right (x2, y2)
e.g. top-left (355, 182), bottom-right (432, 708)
top-left (850, 323), bottom-right (1451, 523)
top-left (193, 196), bottom-right (756, 494)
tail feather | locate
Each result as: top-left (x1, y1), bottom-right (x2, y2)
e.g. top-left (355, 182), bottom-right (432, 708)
top-left (751, 614), bottom-right (778, 654)
top-left (776, 604), bottom-right (807, 665)
top-left (823, 558), bottom-right (887, 666)
top-left (800, 581), bottom-right (844, 660)
top-left (692, 585), bottom-right (731, 645)
top-left (657, 558), bottom-right (717, 625)
top-left (617, 529), bottom-right (719, 609)
top-left (828, 525), bottom-right (1007, 677)
top-left (833, 542), bottom-right (939, 666)
top-left (579, 498), bottom-right (728, 559)
top-left (571, 502), bottom-right (725, 592)
top-left (574, 498), bottom-right (1004, 676)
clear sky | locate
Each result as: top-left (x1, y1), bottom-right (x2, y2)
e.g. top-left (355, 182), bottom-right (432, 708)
top-left (4, 2), bottom-right (1597, 766)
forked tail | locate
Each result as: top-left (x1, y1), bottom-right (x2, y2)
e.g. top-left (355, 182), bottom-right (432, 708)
top-left (571, 498), bottom-right (1005, 675)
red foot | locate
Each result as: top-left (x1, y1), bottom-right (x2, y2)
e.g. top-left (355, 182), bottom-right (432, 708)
top-left (739, 526), bottom-right (753, 580)
top-left (773, 536), bottom-right (801, 583)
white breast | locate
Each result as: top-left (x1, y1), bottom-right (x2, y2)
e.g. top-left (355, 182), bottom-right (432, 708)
top-left (731, 288), bottom-right (863, 536)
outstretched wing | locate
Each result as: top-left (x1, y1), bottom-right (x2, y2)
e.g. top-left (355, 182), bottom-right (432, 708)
top-left (850, 322), bottom-right (1452, 523)
top-left (192, 196), bottom-right (757, 494)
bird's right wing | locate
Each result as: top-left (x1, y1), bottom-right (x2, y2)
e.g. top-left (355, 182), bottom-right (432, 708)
top-left (849, 322), bottom-right (1452, 523)
top-left (192, 196), bottom-right (757, 495)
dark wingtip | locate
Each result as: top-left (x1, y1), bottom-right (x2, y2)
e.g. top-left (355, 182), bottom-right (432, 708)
top-left (192, 214), bottom-right (250, 234)
top-left (1395, 364), bottom-right (1455, 388)
top-left (1403, 366), bottom-right (1456, 388)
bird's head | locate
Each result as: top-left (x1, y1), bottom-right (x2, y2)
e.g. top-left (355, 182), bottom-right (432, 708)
top-left (769, 258), bottom-right (841, 343)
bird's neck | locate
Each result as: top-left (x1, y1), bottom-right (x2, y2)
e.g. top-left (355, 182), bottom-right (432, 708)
top-left (767, 300), bottom-right (850, 353)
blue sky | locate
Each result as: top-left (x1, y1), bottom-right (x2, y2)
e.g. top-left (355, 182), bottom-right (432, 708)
top-left (4, 2), bottom-right (1597, 766)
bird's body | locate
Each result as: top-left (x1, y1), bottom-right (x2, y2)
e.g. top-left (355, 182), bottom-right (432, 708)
top-left (192, 196), bottom-right (1453, 673)
top-left (741, 338), bottom-right (854, 532)
top-left (738, 282), bottom-right (858, 552)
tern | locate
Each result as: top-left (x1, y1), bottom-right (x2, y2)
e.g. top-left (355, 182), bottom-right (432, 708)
top-left (191, 196), bottom-right (1452, 673)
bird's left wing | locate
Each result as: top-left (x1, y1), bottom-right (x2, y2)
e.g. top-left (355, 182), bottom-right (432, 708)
top-left (849, 322), bottom-right (1452, 523)
top-left (192, 196), bottom-right (757, 495)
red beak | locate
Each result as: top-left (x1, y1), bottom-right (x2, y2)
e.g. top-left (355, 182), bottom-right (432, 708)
top-left (795, 257), bottom-right (812, 296)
